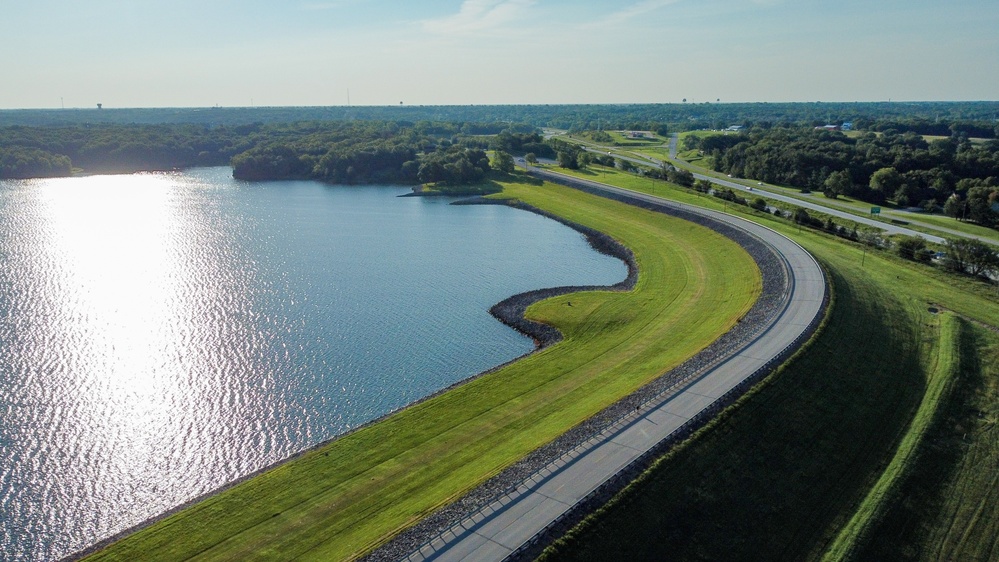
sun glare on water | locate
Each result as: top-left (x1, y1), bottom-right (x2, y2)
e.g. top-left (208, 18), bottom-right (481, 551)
top-left (4, 172), bottom-right (267, 554)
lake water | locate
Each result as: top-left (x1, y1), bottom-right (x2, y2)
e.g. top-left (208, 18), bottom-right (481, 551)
top-left (0, 168), bottom-right (626, 561)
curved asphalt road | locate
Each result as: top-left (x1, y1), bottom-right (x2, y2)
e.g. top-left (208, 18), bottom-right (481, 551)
top-left (401, 169), bottom-right (826, 562)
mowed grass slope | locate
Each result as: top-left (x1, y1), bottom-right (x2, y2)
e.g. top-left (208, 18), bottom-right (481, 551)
top-left (823, 313), bottom-right (963, 561)
top-left (534, 168), bottom-right (999, 561)
top-left (853, 323), bottom-right (999, 561)
top-left (87, 176), bottom-right (761, 561)
top-left (539, 254), bottom-right (934, 561)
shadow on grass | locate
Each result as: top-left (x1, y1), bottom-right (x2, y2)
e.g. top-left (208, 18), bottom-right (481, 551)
top-left (540, 266), bottom-right (929, 562)
top-left (503, 171), bottom-right (544, 186)
top-left (422, 178), bottom-right (504, 196)
top-left (856, 322), bottom-right (999, 561)
top-left (427, 169), bottom-right (552, 194)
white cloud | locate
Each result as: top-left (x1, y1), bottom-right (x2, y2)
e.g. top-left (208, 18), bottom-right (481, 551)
top-left (581, 0), bottom-right (681, 29)
top-left (421, 0), bottom-right (536, 35)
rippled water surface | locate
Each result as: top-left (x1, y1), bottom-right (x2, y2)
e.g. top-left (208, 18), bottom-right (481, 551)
top-left (0, 168), bottom-right (626, 561)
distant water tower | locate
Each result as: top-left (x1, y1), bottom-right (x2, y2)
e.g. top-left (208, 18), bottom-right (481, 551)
top-left (97, 103), bottom-right (103, 109)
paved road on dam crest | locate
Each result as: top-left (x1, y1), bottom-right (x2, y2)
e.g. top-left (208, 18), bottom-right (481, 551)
top-left (401, 170), bottom-right (827, 562)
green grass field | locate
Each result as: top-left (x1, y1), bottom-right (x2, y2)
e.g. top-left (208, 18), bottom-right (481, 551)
top-left (900, 213), bottom-right (999, 243)
top-left (676, 148), bottom-right (713, 168)
top-left (604, 130), bottom-right (666, 146)
top-left (824, 313), bottom-right (963, 561)
top-left (832, 323), bottom-right (999, 561)
top-left (533, 168), bottom-right (999, 562)
top-left (852, 322), bottom-right (999, 561)
top-left (85, 173), bottom-right (762, 561)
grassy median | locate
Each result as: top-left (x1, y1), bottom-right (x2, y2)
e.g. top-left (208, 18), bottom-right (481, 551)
top-left (86, 173), bottom-right (761, 561)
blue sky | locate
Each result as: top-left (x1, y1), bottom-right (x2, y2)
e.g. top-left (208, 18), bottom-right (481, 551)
top-left (2, 0), bottom-right (996, 108)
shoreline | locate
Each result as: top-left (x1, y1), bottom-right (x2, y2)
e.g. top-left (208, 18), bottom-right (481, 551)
top-left (362, 183), bottom-right (796, 561)
top-left (72, 179), bottom-right (806, 562)
top-left (454, 196), bottom-right (638, 347)
top-left (67, 193), bottom-right (638, 561)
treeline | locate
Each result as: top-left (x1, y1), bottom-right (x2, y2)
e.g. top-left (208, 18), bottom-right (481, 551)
top-left (0, 123), bottom-right (243, 176)
top-left (228, 123), bottom-right (537, 185)
top-left (858, 117), bottom-right (997, 139)
top-left (0, 121), bottom-right (546, 184)
top-left (692, 126), bottom-right (999, 227)
top-left (0, 147), bottom-right (72, 178)
top-left (4, 102), bottom-right (998, 134)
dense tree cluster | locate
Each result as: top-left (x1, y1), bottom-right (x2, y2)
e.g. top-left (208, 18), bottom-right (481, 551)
top-left (490, 150), bottom-right (515, 174)
top-left (667, 167), bottom-right (695, 187)
top-left (0, 123), bottom-right (239, 176)
top-left (0, 146), bottom-right (71, 178)
top-left (695, 126), bottom-right (999, 227)
top-left (0, 121), bottom-right (514, 186)
top-left (489, 131), bottom-right (554, 158)
top-left (4, 102), bottom-right (996, 136)
top-left (944, 181), bottom-right (999, 226)
top-left (547, 138), bottom-right (586, 170)
top-left (857, 117), bottom-right (997, 139)
top-left (416, 147), bottom-right (490, 185)
top-left (941, 238), bottom-right (999, 278)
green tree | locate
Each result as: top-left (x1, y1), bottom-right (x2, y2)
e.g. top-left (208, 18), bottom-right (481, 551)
top-left (793, 208), bottom-right (812, 225)
top-left (491, 150), bottom-right (514, 173)
top-left (667, 167), bottom-right (695, 187)
top-left (966, 240), bottom-right (999, 277)
top-left (0, 147), bottom-right (72, 178)
top-left (823, 170), bottom-right (851, 199)
top-left (895, 236), bottom-right (926, 260)
top-left (869, 167), bottom-right (903, 194)
top-left (943, 194), bottom-right (964, 218)
top-left (898, 182), bottom-right (927, 207)
top-left (524, 152), bottom-right (538, 165)
top-left (693, 179), bottom-right (713, 193)
top-left (945, 238), bottom-right (999, 277)
top-left (557, 150), bottom-right (578, 169)
top-left (417, 159), bottom-right (446, 184)
top-left (966, 186), bottom-right (999, 226)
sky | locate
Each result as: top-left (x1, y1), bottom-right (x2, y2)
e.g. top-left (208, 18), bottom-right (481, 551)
top-left (1, 0), bottom-right (996, 109)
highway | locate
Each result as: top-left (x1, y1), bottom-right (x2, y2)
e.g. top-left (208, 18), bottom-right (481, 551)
top-left (585, 143), bottom-right (949, 244)
top-left (631, 133), bottom-right (992, 245)
top-left (401, 168), bottom-right (827, 561)
top-left (696, 172), bottom-right (948, 244)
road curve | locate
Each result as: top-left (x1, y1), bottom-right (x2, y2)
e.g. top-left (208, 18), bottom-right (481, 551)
top-left (400, 169), bottom-right (827, 561)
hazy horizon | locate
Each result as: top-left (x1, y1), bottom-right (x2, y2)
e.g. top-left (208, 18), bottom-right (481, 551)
top-left (2, 0), bottom-right (997, 109)
top-left (5, 99), bottom-right (999, 112)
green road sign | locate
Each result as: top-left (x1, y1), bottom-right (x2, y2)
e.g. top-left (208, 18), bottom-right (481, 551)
top-left (871, 206), bottom-right (881, 215)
